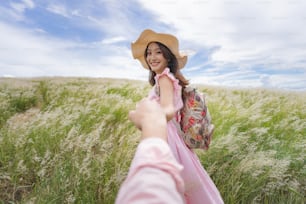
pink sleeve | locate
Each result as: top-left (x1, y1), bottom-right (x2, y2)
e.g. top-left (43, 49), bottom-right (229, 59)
top-left (154, 68), bottom-right (183, 112)
top-left (115, 138), bottom-right (185, 204)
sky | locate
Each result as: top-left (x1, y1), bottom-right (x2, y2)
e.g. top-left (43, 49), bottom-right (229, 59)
top-left (0, 0), bottom-right (306, 91)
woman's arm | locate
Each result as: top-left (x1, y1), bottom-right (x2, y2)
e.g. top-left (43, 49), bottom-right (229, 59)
top-left (158, 75), bottom-right (176, 121)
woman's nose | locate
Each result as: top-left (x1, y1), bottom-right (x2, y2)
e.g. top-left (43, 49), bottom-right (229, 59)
top-left (150, 53), bottom-right (157, 60)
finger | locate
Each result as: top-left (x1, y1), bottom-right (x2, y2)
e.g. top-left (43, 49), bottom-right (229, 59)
top-left (128, 110), bottom-right (141, 130)
top-left (128, 110), bottom-right (135, 121)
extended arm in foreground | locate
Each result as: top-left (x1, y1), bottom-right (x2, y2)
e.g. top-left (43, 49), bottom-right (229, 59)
top-left (115, 98), bottom-right (185, 204)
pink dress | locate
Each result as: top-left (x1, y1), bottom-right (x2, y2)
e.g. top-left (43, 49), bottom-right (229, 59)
top-left (148, 68), bottom-right (224, 204)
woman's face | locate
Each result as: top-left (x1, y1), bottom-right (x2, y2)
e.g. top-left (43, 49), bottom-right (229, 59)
top-left (146, 42), bottom-right (168, 74)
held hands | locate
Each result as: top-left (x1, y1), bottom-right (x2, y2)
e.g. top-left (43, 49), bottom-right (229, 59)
top-left (128, 98), bottom-right (167, 141)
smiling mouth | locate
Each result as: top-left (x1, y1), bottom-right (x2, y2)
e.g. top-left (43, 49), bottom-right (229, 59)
top-left (150, 62), bottom-right (159, 66)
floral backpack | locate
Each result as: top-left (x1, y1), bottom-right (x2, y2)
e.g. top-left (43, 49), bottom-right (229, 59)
top-left (177, 86), bottom-right (214, 150)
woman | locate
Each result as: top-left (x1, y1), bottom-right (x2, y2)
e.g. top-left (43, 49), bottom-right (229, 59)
top-left (131, 29), bottom-right (224, 204)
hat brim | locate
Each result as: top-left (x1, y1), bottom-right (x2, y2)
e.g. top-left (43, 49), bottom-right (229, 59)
top-left (131, 29), bottom-right (187, 69)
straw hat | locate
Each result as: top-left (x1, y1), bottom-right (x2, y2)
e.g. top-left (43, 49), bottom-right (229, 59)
top-left (131, 29), bottom-right (187, 69)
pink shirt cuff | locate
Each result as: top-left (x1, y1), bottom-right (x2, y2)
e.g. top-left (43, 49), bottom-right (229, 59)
top-left (115, 138), bottom-right (185, 203)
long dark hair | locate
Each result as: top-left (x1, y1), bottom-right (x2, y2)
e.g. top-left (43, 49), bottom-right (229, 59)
top-left (144, 42), bottom-right (189, 87)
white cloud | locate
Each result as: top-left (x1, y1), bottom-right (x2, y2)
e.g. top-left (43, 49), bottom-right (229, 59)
top-left (41, 1), bottom-right (141, 40)
top-left (10, 0), bottom-right (35, 13)
top-left (1, 0), bottom-right (35, 22)
top-left (101, 36), bottom-right (126, 44)
top-left (22, 0), bottom-right (35, 8)
top-left (46, 4), bottom-right (70, 18)
top-left (269, 74), bottom-right (306, 90)
top-left (0, 21), bottom-right (147, 80)
top-left (137, 0), bottom-right (306, 90)
top-left (138, 0), bottom-right (306, 64)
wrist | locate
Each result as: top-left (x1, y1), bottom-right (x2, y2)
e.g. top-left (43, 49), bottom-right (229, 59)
top-left (141, 116), bottom-right (167, 142)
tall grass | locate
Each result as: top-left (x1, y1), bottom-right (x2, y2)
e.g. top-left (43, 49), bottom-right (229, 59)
top-left (0, 78), bottom-right (305, 203)
top-left (199, 86), bottom-right (305, 204)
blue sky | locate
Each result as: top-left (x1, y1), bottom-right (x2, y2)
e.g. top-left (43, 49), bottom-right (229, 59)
top-left (0, 0), bottom-right (306, 91)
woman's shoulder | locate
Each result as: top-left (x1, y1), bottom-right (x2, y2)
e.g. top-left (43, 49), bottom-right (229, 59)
top-left (154, 68), bottom-right (177, 84)
top-left (154, 68), bottom-right (182, 101)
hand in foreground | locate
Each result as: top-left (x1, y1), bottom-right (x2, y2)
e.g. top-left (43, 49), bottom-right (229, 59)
top-left (129, 98), bottom-right (167, 141)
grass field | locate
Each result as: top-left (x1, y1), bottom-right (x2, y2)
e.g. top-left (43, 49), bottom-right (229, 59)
top-left (0, 77), bottom-right (305, 204)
